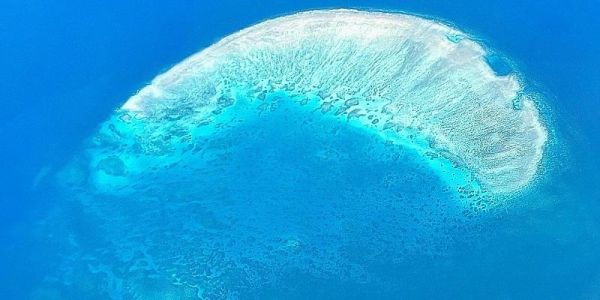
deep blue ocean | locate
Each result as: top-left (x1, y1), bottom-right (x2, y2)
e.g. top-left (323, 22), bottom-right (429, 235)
top-left (1, 0), bottom-right (599, 299)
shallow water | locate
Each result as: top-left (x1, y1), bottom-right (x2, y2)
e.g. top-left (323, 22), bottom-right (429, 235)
top-left (47, 95), bottom-right (479, 298)
top-left (1, 1), bottom-right (599, 300)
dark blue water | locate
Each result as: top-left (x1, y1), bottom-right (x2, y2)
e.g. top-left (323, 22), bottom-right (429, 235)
top-left (1, 1), bottom-right (599, 299)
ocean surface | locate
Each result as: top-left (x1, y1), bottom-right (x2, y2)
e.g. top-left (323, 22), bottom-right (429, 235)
top-left (1, 1), bottom-right (599, 299)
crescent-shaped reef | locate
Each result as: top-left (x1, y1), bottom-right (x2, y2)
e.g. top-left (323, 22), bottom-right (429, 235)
top-left (47, 9), bottom-right (553, 298)
top-left (87, 9), bottom-right (549, 195)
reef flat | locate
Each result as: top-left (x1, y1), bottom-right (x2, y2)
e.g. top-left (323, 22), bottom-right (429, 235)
top-left (118, 9), bottom-right (548, 194)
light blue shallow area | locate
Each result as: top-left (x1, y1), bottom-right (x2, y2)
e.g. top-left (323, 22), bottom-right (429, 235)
top-left (0, 1), bottom-right (599, 299)
top-left (52, 94), bottom-right (480, 298)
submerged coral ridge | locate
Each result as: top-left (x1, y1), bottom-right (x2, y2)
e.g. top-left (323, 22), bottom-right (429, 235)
top-left (55, 96), bottom-right (480, 298)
